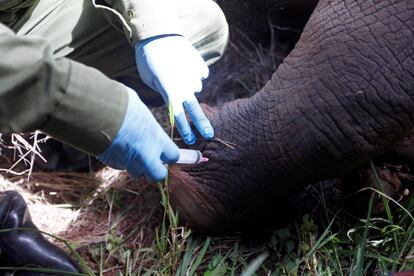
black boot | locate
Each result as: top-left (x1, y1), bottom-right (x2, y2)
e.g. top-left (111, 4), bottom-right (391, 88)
top-left (0, 190), bottom-right (83, 275)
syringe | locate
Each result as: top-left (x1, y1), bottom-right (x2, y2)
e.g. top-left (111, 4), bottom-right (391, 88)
top-left (176, 149), bottom-right (209, 165)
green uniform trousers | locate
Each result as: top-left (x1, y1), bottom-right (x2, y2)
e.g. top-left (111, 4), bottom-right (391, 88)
top-left (0, 0), bottom-right (228, 154)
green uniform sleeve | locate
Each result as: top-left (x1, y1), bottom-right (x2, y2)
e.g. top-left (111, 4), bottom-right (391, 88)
top-left (0, 23), bottom-right (128, 155)
top-left (93, 0), bottom-right (184, 45)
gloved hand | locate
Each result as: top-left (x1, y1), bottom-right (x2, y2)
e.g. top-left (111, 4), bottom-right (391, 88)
top-left (97, 87), bottom-right (179, 182)
top-left (135, 35), bottom-right (214, 145)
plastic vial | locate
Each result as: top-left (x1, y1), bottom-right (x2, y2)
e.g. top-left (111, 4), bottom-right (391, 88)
top-left (177, 149), bottom-right (209, 164)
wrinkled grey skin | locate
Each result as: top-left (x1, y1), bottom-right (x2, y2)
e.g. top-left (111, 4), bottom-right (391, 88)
top-left (169, 0), bottom-right (414, 233)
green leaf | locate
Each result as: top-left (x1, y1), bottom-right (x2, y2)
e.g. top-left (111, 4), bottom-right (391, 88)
top-left (168, 101), bottom-right (175, 127)
top-left (286, 240), bottom-right (295, 252)
top-left (189, 238), bottom-right (211, 275)
top-left (278, 228), bottom-right (291, 240)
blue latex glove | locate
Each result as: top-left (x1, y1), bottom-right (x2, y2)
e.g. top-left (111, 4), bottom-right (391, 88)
top-left (135, 35), bottom-right (214, 145)
top-left (97, 87), bottom-right (179, 182)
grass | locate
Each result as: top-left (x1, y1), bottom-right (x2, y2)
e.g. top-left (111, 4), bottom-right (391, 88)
top-left (141, 188), bottom-right (413, 276)
top-left (1, 134), bottom-right (413, 275)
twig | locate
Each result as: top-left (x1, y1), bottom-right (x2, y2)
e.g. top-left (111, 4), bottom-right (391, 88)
top-left (212, 138), bottom-right (237, 149)
top-left (0, 168), bottom-right (30, 176)
top-left (172, 137), bottom-right (236, 149)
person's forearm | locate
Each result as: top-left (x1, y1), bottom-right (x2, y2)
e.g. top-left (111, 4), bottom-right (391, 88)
top-left (41, 60), bottom-right (128, 155)
top-left (0, 23), bottom-right (128, 155)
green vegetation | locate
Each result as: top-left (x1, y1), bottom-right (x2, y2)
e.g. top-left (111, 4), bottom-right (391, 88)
top-left (3, 165), bottom-right (413, 275)
top-left (81, 177), bottom-right (413, 275)
top-left (89, 173), bottom-right (413, 275)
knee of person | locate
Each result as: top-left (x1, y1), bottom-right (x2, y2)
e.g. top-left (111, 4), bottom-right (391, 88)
top-left (203, 1), bottom-right (229, 37)
top-left (181, 0), bottom-right (229, 65)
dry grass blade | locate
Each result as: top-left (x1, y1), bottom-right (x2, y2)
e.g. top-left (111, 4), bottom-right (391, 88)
top-left (357, 187), bottom-right (414, 222)
top-left (1, 133), bottom-right (50, 179)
